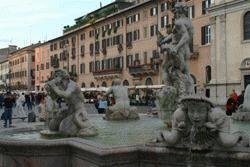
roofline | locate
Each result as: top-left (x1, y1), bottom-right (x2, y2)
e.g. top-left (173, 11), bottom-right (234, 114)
top-left (10, 43), bottom-right (40, 55)
top-left (37, 0), bottom-right (153, 46)
top-left (74, 1), bottom-right (134, 22)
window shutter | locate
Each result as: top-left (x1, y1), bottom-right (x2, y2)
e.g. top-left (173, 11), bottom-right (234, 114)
top-left (202, 1), bottom-right (206, 15)
top-left (161, 17), bottom-right (164, 28)
top-left (201, 26), bottom-right (205, 45)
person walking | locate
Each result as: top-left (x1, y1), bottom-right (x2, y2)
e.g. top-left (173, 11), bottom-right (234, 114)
top-left (3, 92), bottom-right (14, 128)
top-left (226, 95), bottom-right (237, 116)
top-left (25, 93), bottom-right (32, 111)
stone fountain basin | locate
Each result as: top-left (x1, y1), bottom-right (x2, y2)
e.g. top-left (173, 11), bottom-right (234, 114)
top-left (0, 115), bottom-right (250, 167)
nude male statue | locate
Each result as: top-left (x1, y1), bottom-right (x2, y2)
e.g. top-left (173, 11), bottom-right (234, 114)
top-left (45, 69), bottom-right (97, 137)
top-left (104, 79), bottom-right (139, 120)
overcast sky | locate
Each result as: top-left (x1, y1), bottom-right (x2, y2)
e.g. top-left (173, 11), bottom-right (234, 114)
top-left (0, 0), bottom-right (112, 48)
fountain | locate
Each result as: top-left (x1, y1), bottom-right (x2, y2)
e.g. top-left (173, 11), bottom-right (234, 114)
top-left (233, 85), bottom-right (250, 121)
top-left (0, 1), bottom-right (250, 167)
top-left (104, 78), bottom-right (139, 121)
top-left (156, 1), bottom-right (194, 123)
top-left (41, 69), bottom-right (98, 137)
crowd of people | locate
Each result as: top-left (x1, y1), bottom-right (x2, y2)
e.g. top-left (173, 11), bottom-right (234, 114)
top-left (226, 89), bottom-right (245, 116)
top-left (0, 88), bottom-right (244, 128)
top-left (0, 91), bottom-right (59, 128)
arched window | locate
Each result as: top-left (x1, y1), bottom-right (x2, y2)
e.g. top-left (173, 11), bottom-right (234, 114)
top-left (244, 11), bottom-right (250, 40)
top-left (81, 82), bottom-right (86, 88)
top-left (206, 65), bottom-right (211, 83)
top-left (123, 80), bottom-right (129, 86)
top-left (101, 81), bottom-right (107, 87)
top-left (145, 77), bottom-right (153, 85)
top-left (90, 82), bottom-right (95, 88)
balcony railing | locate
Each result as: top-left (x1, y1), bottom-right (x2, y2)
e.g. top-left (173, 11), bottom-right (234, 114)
top-left (93, 67), bottom-right (122, 76)
top-left (129, 64), bottom-right (158, 76)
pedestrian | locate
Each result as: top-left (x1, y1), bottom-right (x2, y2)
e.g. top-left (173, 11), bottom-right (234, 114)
top-left (231, 89), bottom-right (238, 102)
top-left (0, 94), bottom-right (4, 109)
top-left (237, 90), bottom-right (245, 107)
top-left (3, 92), bottom-right (14, 128)
top-left (25, 93), bottom-right (32, 111)
top-left (226, 95), bottom-right (237, 116)
top-left (98, 96), bottom-right (107, 114)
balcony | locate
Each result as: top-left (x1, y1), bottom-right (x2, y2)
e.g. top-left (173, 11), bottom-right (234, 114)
top-left (129, 64), bottom-right (159, 77)
top-left (93, 67), bottom-right (123, 80)
top-left (151, 52), bottom-right (162, 64)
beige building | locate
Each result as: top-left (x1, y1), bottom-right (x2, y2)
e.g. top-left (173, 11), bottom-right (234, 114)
top-left (35, 0), bottom-right (212, 93)
top-left (208, 0), bottom-right (250, 104)
top-left (0, 45), bottom-right (17, 90)
top-left (9, 44), bottom-right (39, 91)
top-left (35, 44), bottom-right (52, 91)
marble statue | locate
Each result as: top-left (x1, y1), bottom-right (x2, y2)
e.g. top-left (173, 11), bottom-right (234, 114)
top-left (233, 85), bottom-right (250, 121)
top-left (104, 79), bottom-right (139, 121)
top-left (156, 95), bottom-right (248, 150)
top-left (43, 69), bottom-right (97, 137)
top-left (156, 1), bottom-right (194, 122)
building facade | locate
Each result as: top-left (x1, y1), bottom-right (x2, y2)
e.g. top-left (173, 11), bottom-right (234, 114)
top-left (35, 0), bottom-right (212, 93)
top-left (9, 44), bottom-right (38, 91)
top-left (0, 45), bottom-right (17, 90)
top-left (208, 0), bottom-right (250, 104)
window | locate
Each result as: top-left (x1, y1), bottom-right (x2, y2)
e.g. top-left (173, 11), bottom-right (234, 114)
top-left (54, 43), bottom-right (57, 50)
top-left (80, 33), bottom-right (85, 40)
top-left (89, 62), bottom-right (94, 72)
top-left (89, 43), bottom-right (94, 56)
top-left (32, 55), bottom-right (35, 62)
top-left (95, 41), bottom-right (100, 53)
top-left (50, 44), bottom-right (53, 51)
top-left (143, 52), bottom-right (148, 64)
top-left (126, 32), bottom-right (133, 43)
top-left (81, 45), bottom-right (85, 54)
top-left (81, 82), bottom-right (86, 88)
top-left (89, 30), bottom-right (94, 38)
top-left (71, 64), bottom-right (76, 74)
top-left (46, 62), bottom-right (49, 69)
top-left (37, 65), bottom-right (39, 71)
top-left (41, 64), bottom-right (44, 70)
top-left (161, 16), bottom-right (168, 28)
top-left (150, 25), bottom-right (158, 37)
top-left (80, 63), bottom-right (85, 74)
top-left (133, 30), bottom-right (140, 41)
top-left (202, 0), bottom-right (211, 15)
top-left (161, 2), bottom-right (167, 12)
top-left (244, 12), bottom-right (250, 40)
top-left (206, 65), bottom-right (211, 83)
top-left (71, 48), bottom-right (76, 58)
top-left (126, 13), bottom-right (140, 25)
top-left (126, 55), bottom-right (133, 67)
top-left (150, 7), bottom-right (158, 16)
top-left (188, 6), bottom-right (195, 19)
top-left (95, 61), bottom-right (100, 71)
top-left (201, 25), bottom-right (211, 45)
